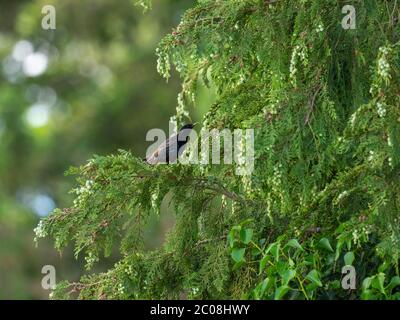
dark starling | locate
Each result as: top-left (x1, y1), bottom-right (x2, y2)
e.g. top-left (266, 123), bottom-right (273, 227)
top-left (146, 123), bottom-right (197, 164)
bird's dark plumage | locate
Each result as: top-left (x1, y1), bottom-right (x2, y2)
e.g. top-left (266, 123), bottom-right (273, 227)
top-left (146, 123), bottom-right (196, 164)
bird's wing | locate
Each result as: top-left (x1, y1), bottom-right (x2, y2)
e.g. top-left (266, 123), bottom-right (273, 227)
top-left (177, 142), bottom-right (189, 157)
top-left (166, 134), bottom-right (178, 163)
top-left (177, 128), bottom-right (194, 154)
top-left (146, 134), bottom-right (178, 164)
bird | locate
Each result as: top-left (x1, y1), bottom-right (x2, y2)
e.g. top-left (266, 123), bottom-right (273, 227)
top-left (146, 123), bottom-right (197, 164)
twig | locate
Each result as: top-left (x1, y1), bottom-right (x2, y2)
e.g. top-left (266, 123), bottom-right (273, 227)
top-left (304, 84), bottom-right (322, 125)
top-left (195, 235), bottom-right (227, 247)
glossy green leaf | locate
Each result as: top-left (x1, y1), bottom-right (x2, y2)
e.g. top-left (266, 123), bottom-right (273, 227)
top-left (318, 238), bottom-right (334, 252)
top-left (231, 248), bottom-right (246, 263)
top-left (362, 277), bottom-right (373, 291)
top-left (306, 269), bottom-right (323, 287)
top-left (371, 273), bottom-right (385, 294)
top-left (259, 255), bottom-right (270, 274)
top-left (286, 239), bottom-right (304, 251)
top-left (335, 241), bottom-right (343, 261)
top-left (344, 251), bottom-right (354, 266)
top-left (387, 276), bottom-right (400, 291)
top-left (240, 228), bottom-right (253, 244)
top-left (259, 278), bottom-right (270, 297)
top-left (274, 285), bottom-right (290, 300)
top-left (270, 243), bottom-right (280, 261)
top-left (281, 269), bottom-right (296, 285)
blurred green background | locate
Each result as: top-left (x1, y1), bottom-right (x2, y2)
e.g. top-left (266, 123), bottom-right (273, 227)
top-left (0, 0), bottom-right (215, 299)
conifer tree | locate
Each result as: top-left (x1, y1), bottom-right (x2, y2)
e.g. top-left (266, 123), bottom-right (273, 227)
top-left (35, 0), bottom-right (400, 299)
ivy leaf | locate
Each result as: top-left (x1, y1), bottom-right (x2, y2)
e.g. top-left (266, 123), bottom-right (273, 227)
top-left (276, 260), bottom-right (287, 275)
top-left (371, 273), bottom-right (385, 294)
top-left (344, 251), bottom-right (355, 266)
top-left (227, 231), bottom-right (234, 248)
top-left (274, 285), bottom-right (290, 300)
top-left (228, 225), bottom-right (243, 248)
top-left (240, 228), bottom-right (253, 244)
top-left (362, 277), bottom-right (373, 291)
top-left (258, 278), bottom-right (270, 298)
top-left (387, 276), bottom-right (400, 291)
top-left (281, 269), bottom-right (296, 286)
top-left (259, 254), bottom-right (270, 274)
top-left (335, 241), bottom-right (343, 261)
top-left (265, 242), bottom-right (280, 261)
top-left (306, 269), bottom-right (323, 287)
top-left (285, 239), bottom-right (304, 251)
top-left (231, 248), bottom-right (246, 263)
top-left (318, 238), bottom-right (334, 252)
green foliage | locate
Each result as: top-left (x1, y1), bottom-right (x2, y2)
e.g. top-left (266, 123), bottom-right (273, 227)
top-left (228, 224), bottom-right (400, 300)
top-left (0, 0), bottom-right (192, 298)
top-left (37, 0), bottom-right (400, 299)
